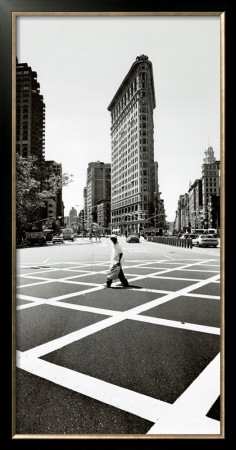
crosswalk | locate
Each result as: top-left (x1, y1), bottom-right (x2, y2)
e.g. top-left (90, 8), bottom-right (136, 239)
top-left (15, 255), bottom-right (222, 437)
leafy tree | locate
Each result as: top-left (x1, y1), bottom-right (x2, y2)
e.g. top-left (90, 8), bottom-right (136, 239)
top-left (16, 154), bottom-right (73, 231)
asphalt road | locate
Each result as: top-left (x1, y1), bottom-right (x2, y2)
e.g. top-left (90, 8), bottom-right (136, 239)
top-left (14, 236), bottom-right (222, 438)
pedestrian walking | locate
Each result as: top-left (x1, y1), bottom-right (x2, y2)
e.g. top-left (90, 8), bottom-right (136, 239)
top-left (106, 234), bottom-right (129, 288)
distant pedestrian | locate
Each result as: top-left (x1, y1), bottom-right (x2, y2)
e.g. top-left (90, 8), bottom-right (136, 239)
top-left (106, 235), bottom-right (129, 288)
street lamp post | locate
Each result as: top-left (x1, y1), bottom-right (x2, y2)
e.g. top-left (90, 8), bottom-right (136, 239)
top-left (147, 211), bottom-right (166, 236)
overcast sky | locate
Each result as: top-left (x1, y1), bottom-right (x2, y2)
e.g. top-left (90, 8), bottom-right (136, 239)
top-left (16, 14), bottom-right (221, 222)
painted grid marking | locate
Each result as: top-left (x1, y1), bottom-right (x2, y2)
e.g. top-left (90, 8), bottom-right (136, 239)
top-left (16, 255), bottom-right (221, 435)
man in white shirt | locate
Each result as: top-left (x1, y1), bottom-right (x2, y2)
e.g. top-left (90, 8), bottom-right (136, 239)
top-left (106, 235), bottom-right (129, 288)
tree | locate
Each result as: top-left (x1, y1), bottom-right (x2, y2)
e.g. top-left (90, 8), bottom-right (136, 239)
top-left (16, 154), bottom-right (73, 231)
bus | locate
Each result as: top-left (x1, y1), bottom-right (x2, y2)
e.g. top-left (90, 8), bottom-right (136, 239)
top-left (191, 228), bottom-right (205, 234)
top-left (191, 228), bottom-right (218, 235)
top-left (207, 228), bottom-right (217, 235)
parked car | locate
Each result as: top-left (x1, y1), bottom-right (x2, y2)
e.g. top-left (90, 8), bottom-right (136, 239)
top-left (180, 233), bottom-right (197, 240)
top-left (195, 234), bottom-right (219, 248)
top-left (126, 234), bottom-right (140, 243)
top-left (191, 235), bottom-right (199, 246)
top-left (52, 234), bottom-right (64, 244)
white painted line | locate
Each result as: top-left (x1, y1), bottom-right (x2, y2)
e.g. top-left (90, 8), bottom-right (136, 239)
top-left (17, 280), bottom-right (55, 288)
top-left (16, 351), bottom-right (170, 423)
top-left (115, 274), bottom-right (221, 317)
top-left (43, 258), bottom-right (49, 264)
top-left (47, 284), bottom-right (105, 302)
top-left (16, 297), bottom-right (46, 309)
top-left (163, 255), bottom-right (175, 260)
top-left (179, 269), bottom-right (220, 273)
top-left (147, 353), bottom-right (221, 435)
top-left (130, 314), bottom-right (220, 335)
top-left (16, 294), bottom-right (49, 303)
top-left (58, 280), bottom-right (102, 286)
top-left (43, 299), bottom-right (119, 317)
top-left (151, 276), bottom-right (202, 282)
top-left (17, 268), bottom-right (57, 276)
top-left (22, 272), bottom-right (221, 359)
top-left (16, 285), bottom-right (106, 307)
top-left (184, 293), bottom-right (220, 300)
top-left (22, 314), bottom-right (125, 358)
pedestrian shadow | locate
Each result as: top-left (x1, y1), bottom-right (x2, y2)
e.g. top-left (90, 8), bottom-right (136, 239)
top-left (111, 284), bottom-right (143, 289)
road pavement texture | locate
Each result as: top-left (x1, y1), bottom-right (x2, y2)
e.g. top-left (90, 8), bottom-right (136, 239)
top-left (15, 238), bottom-right (221, 437)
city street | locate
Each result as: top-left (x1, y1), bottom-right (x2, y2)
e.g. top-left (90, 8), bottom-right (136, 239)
top-left (14, 236), bottom-right (222, 437)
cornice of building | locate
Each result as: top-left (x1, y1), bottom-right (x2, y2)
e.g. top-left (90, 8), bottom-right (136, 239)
top-left (107, 55), bottom-right (156, 111)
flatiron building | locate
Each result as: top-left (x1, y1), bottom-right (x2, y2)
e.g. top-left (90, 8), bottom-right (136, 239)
top-left (108, 55), bottom-right (156, 234)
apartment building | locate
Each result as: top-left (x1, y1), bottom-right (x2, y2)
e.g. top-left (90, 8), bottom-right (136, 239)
top-left (85, 161), bottom-right (111, 229)
top-left (16, 61), bottom-right (45, 171)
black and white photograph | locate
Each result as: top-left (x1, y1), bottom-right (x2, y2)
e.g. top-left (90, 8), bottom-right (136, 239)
top-left (6, 2), bottom-right (232, 440)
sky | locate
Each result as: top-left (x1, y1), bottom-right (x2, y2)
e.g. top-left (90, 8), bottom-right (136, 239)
top-left (16, 14), bottom-right (221, 222)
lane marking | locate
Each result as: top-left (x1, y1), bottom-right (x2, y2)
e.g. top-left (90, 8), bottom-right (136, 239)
top-left (17, 280), bottom-right (56, 289)
top-left (130, 314), bottom-right (220, 335)
top-left (15, 255), bottom-right (221, 434)
top-left (147, 353), bottom-right (221, 435)
top-left (43, 258), bottom-right (49, 264)
top-left (16, 351), bottom-right (170, 423)
top-left (22, 272), bottom-right (221, 359)
top-left (151, 275), bottom-right (202, 281)
top-left (184, 293), bottom-right (220, 300)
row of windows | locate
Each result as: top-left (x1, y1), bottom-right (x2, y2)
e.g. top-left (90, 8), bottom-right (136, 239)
top-left (111, 98), bottom-right (149, 141)
top-left (111, 196), bottom-right (141, 210)
top-left (113, 184), bottom-right (150, 200)
top-left (112, 139), bottom-right (150, 169)
top-left (111, 78), bottom-right (140, 122)
top-left (111, 92), bottom-right (148, 125)
top-left (204, 188), bottom-right (218, 193)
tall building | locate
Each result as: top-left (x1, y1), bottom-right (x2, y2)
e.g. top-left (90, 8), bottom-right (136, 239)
top-left (96, 199), bottom-right (111, 234)
top-left (176, 194), bottom-right (189, 232)
top-left (16, 60), bottom-right (66, 228)
top-left (202, 146), bottom-right (220, 228)
top-left (44, 160), bottom-right (64, 223)
top-left (107, 54), bottom-right (156, 234)
top-left (16, 61), bottom-right (45, 176)
top-left (188, 179), bottom-right (203, 231)
top-left (83, 187), bottom-right (88, 230)
top-left (85, 161), bottom-right (111, 229)
top-left (69, 207), bottom-right (77, 225)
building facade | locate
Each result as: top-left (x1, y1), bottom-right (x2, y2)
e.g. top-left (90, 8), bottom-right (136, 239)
top-left (16, 60), bottom-right (66, 229)
top-left (174, 146), bottom-right (220, 234)
top-left (69, 207), bottom-right (77, 225)
top-left (107, 55), bottom-right (156, 235)
top-left (201, 146), bottom-right (220, 229)
top-left (96, 199), bottom-right (111, 234)
top-left (83, 187), bottom-right (88, 231)
top-left (85, 161), bottom-right (111, 229)
top-left (175, 194), bottom-right (189, 232)
top-left (16, 61), bottom-right (45, 175)
top-left (44, 160), bottom-right (64, 223)
top-left (188, 179), bottom-right (203, 231)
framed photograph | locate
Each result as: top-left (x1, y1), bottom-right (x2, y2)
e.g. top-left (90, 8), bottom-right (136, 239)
top-left (1, 0), bottom-right (234, 442)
